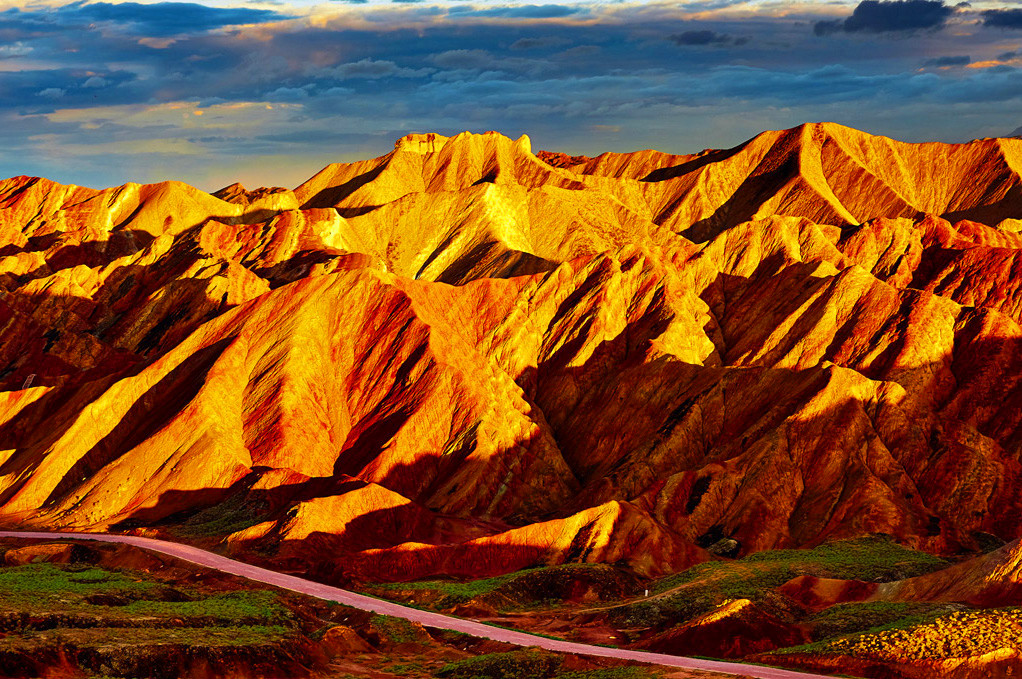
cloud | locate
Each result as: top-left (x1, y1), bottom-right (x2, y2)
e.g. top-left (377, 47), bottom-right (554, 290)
top-left (510, 36), bottom-right (568, 50)
top-left (0, 41), bottom-right (32, 58)
top-left (814, 0), bottom-right (953, 36)
top-left (329, 58), bottom-right (433, 79)
top-left (556, 45), bottom-right (600, 59)
top-left (264, 86), bottom-right (310, 101)
top-left (0, 2), bottom-right (289, 38)
top-left (668, 30), bottom-right (742, 46)
top-left (983, 9), bottom-right (1022, 29)
top-left (446, 4), bottom-right (586, 19)
top-left (1, 0), bottom-right (1020, 191)
top-left (922, 55), bottom-right (970, 67)
top-left (429, 49), bottom-right (494, 70)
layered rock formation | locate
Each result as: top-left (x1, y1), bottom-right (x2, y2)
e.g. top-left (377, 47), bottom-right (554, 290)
top-left (1, 123), bottom-right (1021, 581)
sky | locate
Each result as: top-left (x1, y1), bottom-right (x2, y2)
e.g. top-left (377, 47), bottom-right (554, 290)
top-left (1, 0), bottom-right (1022, 190)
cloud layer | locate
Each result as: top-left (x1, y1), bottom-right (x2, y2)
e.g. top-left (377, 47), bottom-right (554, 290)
top-left (0, 0), bottom-right (1020, 190)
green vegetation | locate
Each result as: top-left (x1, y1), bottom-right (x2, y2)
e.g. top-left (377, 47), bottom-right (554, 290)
top-left (437, 651), bottom-right (663, 679)
top-left (620, 536), bottom-right (948, 628)
top-left (740, 537), bottom-right (948, 581)
top-left (372, 570), bottom-right (530, 606)
top-left (122, 589), bottom-right (291, 625)
top-left (175, 492), bottom-right (268, 538)
top-left (0, 561), bottom-right (297, 649)
top-left (806, 601), bottom-right (956, 641)
top-left (370, 614), bottom-right (423, 644)
top-left (0, 558), bottom-right (310, 678)
top-left (371, 563), bottom-right (634, 611)
top-left (0, 562), bottom-right (159, 608)
top-left (2, 624), bottom-right (293, 649)
top-left (0, 562), bottom-right (292, 629)
top-left (437, 649), bottom-right (563, 679)
top-left (653, 536), bottom-right (946, 595)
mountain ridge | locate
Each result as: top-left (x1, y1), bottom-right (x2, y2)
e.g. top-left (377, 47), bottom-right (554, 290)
top-left (1, 122), bottom-right (1021, 585)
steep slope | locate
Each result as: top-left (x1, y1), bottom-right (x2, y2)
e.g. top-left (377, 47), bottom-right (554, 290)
top-left (292, 132), bottom-right (672, 282)
top-left (1, 124), bottom-right (1022, 586)
top-left (560, 123), bottom-right (1022, 242)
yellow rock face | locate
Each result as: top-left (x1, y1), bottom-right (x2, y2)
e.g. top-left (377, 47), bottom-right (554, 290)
top-left (1, 125), bottom-right (1022, 581)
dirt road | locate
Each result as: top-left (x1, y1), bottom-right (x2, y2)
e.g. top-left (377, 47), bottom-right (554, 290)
top-left (0, 530), bottom-right (840, 679)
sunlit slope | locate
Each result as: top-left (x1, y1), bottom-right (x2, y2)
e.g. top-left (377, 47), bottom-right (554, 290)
top-left (561, 123), bottom-right (1022, 241)
top-left (1, 124), bottom-right (1021, 582)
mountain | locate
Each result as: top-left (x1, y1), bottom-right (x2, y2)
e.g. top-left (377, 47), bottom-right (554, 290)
top-left (1, 123), bottom-right (1022, 583)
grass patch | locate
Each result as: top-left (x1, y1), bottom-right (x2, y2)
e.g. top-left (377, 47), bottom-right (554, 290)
top-left (437, 649), bottom-right (563, 679)
top-left (740, 537), bottom-right (948, 581)
top-left (121, 589), bottom-right (290, 625)
top-left (653, 536), bottom-right (946, 596)
top-left (371, 571), bottom-right (530, 606)
top-left (436, 651), bottom-right (663, 679)
top-left (371, 563), bottom-right (635, 611)
top-left (620, 536), bottom-right (947, 628)
top-left (2, 624), bottom-right (294, 649)
top-left (175, 492), bottom-right (268, 538)
top-left (0, 558), bottom-right (318, 679)
top-left (0, 563), bottom-right (158, 607)
top-left (370, 614), bottom-right (423, 644)
top-left (0, 562), bottom-right (295, 630)
top-left (806, 601), bottom-right (956, 641)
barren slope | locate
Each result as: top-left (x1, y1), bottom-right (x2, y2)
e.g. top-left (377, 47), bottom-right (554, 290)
top-left (1, 124), bottom-right (1021, 585)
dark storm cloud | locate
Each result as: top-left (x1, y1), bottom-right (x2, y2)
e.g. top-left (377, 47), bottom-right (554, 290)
top-left (814, 0), bottom-right (953, 36)
top-left (922, 55), bottom-right (970, 66)
top-left (0, 2), bottom-right (288, 37)
top-left (983, 9), bottom-right (1022, 29)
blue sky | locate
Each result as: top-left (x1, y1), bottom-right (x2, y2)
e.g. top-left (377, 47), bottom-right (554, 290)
top-left (1, 0), bottom-right (1021, 190)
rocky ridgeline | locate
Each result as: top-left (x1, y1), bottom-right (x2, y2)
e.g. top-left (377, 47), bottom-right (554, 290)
top-left (0, 124), bottom-right (1021, 587)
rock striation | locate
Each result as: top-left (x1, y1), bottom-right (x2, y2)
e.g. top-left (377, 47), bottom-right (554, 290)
top-left (1, 123), bottom-right (1022, 581)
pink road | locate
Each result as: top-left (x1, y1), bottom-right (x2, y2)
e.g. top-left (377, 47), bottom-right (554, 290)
top-left (0, 531), bottom-right (844, 679)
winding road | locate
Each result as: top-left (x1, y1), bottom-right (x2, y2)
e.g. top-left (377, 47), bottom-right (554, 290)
top-left (0, 531), bottom-right (838, 679)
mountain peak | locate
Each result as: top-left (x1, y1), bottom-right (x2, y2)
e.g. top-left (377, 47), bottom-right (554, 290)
top-left (395, 132), bottom-right (450, 153)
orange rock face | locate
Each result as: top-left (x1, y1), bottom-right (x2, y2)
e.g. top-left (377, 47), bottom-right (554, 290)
top-left (2, 123), bottom-right (1022, 581)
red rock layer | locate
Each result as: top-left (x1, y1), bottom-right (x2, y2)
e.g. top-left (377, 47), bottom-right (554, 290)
top-left (1, 125), bottom-right (1021, 581)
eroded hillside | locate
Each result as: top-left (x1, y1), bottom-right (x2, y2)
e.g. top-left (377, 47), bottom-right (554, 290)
top-left (1, 123), bottom-right (1022, 586)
